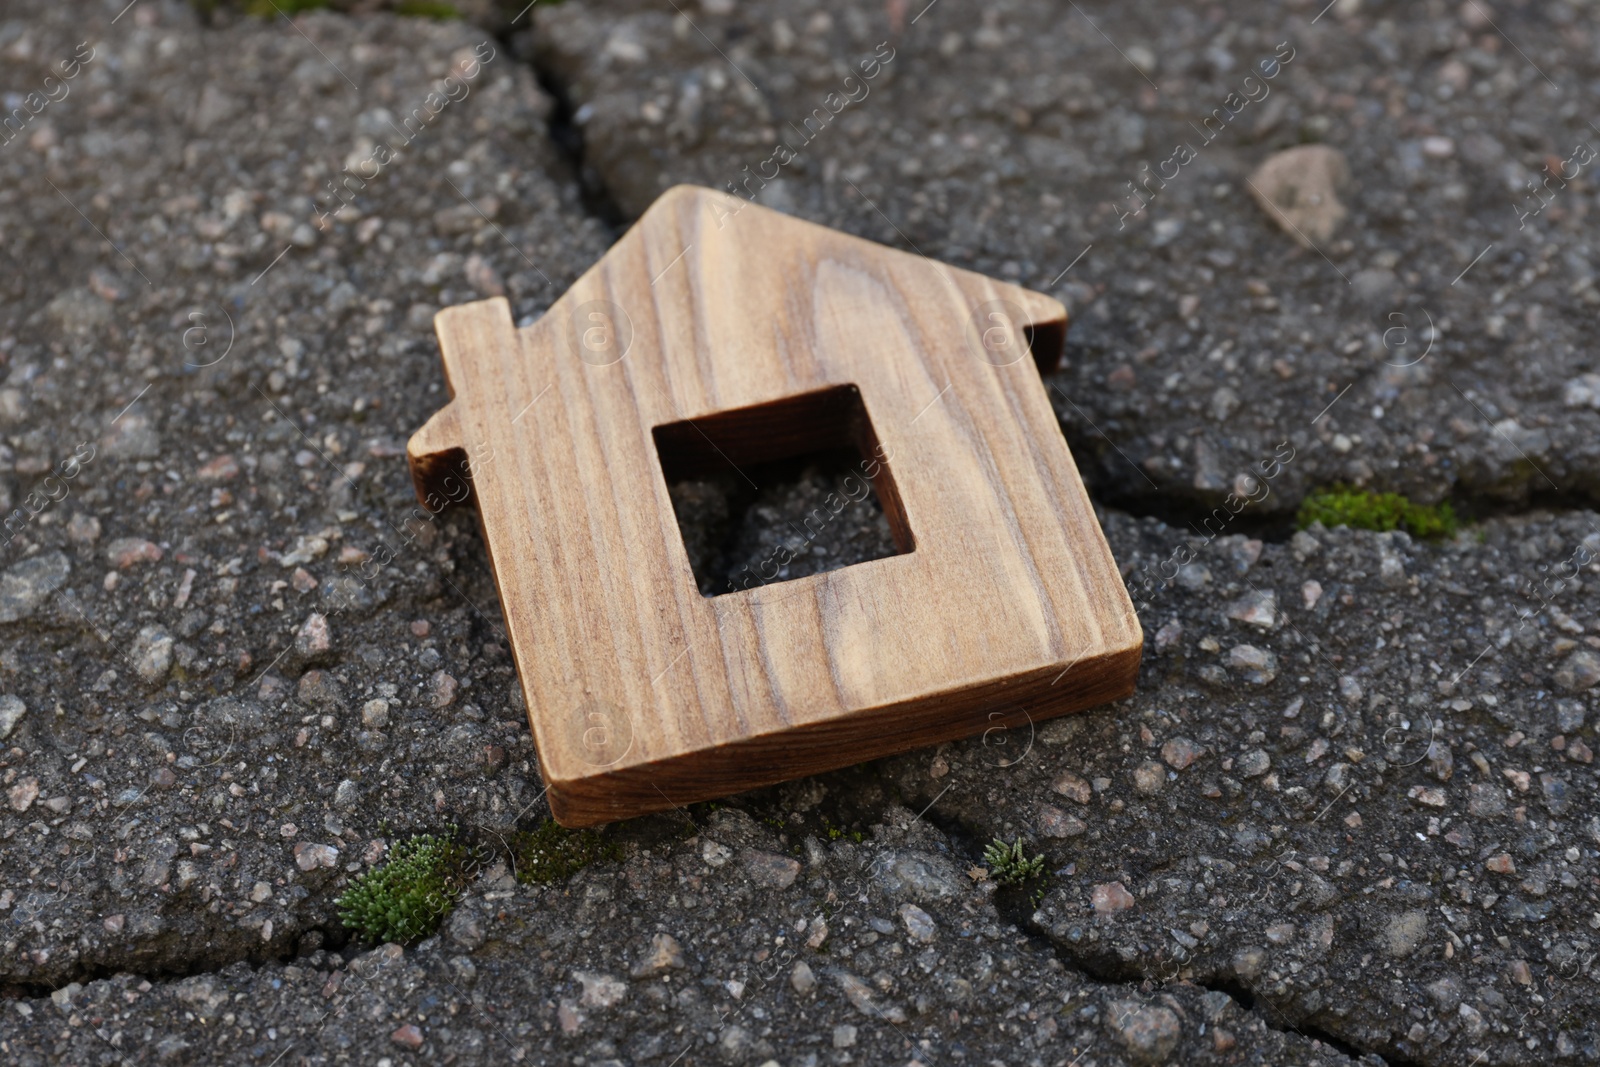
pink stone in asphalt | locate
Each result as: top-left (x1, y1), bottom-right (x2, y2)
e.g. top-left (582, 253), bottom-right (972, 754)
top-left (1092, 881), bottom-right (1135, 916)
top-left (196, 454), bottom-right (240, 481)
top-left (430, 670), bottom-right (458, 707)
top-left (1160, 736), bottom-right (1203, 770)
top-left (1037, 804), bottom-right (1086, 839)
top-left (1051, 771), bottom-right (1092, 804)
top-left (390, 1024), bottom-right (424, 1049)
top-left (293, 842), bottom-right (339, 871)
top-left (106, 537), bottom-right (162, 569)
top-left (295, 613), bottom-right (330, 656)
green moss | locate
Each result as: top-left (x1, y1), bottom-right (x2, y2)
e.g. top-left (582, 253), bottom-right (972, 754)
top-left (395, 0), bottom-right (460, 17)
top-left (337, 833), bottom-right (468, 944)
top-left (244, 0), bottom-right (329, 15)
top-left (983, 836), bottom-right (1046, 887)
top-left (818, 816), bottom-right (864, 843)
top-left (1296, 485), bottom-right (1458, 540)
top-left (510, 821), bottom-right (622, 885)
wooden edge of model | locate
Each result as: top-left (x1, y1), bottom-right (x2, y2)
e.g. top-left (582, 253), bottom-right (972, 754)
top-left (544, 642), bottom-right (1141, 827)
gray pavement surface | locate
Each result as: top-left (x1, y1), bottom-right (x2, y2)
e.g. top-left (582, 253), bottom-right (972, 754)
top-left (533, 0), bottom-right (1600, 516)
top-left (0, 1), bottom-right (1597, 1065)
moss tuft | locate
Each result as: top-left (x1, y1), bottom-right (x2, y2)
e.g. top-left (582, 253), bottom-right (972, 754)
top-left (394, 0), bottom-right (460, 17)
top-left (983, 836), bottom-right (1046, 887)
top-left (1296, 485), bottom-right (1458, 540)
top-left (245, 0), bottom-right (328, 15)
top-left (510, 821), bottom-right (622, 885)
top-left (819, 815), bottom-right (864, 843)
top-left (337, 833), bottom-right (468, 944)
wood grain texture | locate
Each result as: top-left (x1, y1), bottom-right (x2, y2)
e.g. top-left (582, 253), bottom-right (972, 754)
top-left (408, 185), bottom-right (1141, 826)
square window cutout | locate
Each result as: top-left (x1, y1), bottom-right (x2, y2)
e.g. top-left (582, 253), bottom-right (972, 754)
top-left (652, 385), bottom-right (914, 597)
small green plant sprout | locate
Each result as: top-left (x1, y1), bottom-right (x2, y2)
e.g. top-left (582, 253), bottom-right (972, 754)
top-left (510, 820), bottom-right (622, 885)
top-left (337, 833), bottom-right (469, 944)
top-left (1296, 485), bottom-right (1459, 540)
top-left (983, 836), bottom-right (1046, 886)
top-left (819, 815), bottom-right (866, 843)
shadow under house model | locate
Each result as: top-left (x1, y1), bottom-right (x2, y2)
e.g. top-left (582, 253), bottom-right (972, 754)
top-left (408, 185), bottom-right (1142, 827)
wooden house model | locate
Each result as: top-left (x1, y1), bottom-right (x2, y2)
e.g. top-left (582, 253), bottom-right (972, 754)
top-left (408, 186), bottom-right (1141, 826)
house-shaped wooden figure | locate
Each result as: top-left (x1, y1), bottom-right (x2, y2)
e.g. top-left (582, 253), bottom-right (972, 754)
top-left (409, 186), bottom-right (1141, 827)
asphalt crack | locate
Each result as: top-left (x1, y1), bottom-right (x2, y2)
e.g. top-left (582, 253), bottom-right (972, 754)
top-left (922, 805), bottom-right (1421, 1067)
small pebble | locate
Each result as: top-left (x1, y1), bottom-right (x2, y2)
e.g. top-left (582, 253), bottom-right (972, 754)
top-left (574, 970), bottom-right (625, 1009)
top-left (430, 670), bottom-right (459, 707)
top-left (1406, 785), bottom-right (1446, 807)
top-left (0, 552), bottom-right (71, 624)
top-left (132, 626), bottom-right (175, 685)
top-left (1236, 750), bottom-right (1272, 778)
top-left (1160, 737), bottom-right (1202, 770)
top-left (66, 514), bottom-right (101, 544)
top-left (1105, 999), bottom-right (1182, 1064)
top-left (1225, 590), bottom-right (1277, 629)
top-left (1092, 881), bottom-right (1135, 916)
top-left (195, 454), bottom-right (240, 481)
top-left (1384, 910), bottom-right (1428, 958)
top-left (293, 842), bottom-right (339, 871)
top-left (1051, 771), bottom-right (1092, 804)
top-left (1227, 645), bottom-right (1277, 686)
top-left (8, 776), bottom-right (40, 813)
top-left (1154, 620), bottom-right (1183, 651)
top-left (627, 934), bottom-right (684, 979)
top-left (1264, 921), bottom-right (1296, 945)
top-left (361, 699), bottom-right (390, 729)
top-left (1339, 675), bottom-right (1364, 704)
top-left (390, 1024), bottom-right (424, 1049)
top-left (106, 538), bottom-right (163, 569)
top-left (1247, 144), bottom-right (1351, 246)
top-left (0, 696), bottom-right (27, 740)
top-left (898, 903), bottom-right (936, 942)
top-left (297, 670), bottom-right (344, 708)
top-left (1037, 804), bottom-right (1087, 838)
top-left (1554, 650), bottom-right (1600, 692)
top-left (1132, 760), bottom-right (1165, 794)
top-left (295, 613), bottom-right (331, 657)
top-left (741, 849), bottom-right (801, 889)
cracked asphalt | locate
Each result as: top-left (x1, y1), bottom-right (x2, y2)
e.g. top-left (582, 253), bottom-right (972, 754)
top-left (1, 1), bottom-right (1599, 1065)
